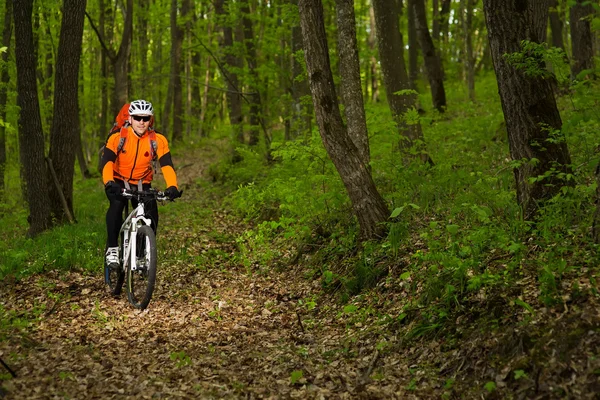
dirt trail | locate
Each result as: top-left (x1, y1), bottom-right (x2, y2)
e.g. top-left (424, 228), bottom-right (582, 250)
top-left (0, 146), bottom-right (411, 399)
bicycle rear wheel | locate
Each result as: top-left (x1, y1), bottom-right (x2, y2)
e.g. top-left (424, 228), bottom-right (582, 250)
top-left (104, 239), bottom-right (124, 296)
top-left (126, 225), bottom-right (157, 310)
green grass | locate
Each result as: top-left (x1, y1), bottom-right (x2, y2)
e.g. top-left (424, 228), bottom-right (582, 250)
top-left (218, 70), bottom-right (600, 313)
top-left (0, 177), bottom-right (109, 279)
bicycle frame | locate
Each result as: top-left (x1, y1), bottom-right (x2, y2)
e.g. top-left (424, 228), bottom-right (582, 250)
top-left (119, 201), bottom-right (152, 272)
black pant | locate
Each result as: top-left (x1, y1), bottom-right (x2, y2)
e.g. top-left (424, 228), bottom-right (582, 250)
top-left (105, 180), bottom-right (159, 247)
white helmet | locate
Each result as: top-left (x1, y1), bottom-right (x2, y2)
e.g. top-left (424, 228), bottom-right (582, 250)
top-left (129, 100), bottom-right (154, 116)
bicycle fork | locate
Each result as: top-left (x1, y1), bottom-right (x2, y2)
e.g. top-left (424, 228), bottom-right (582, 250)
top-left (120, 207), bottom-right (153, 272)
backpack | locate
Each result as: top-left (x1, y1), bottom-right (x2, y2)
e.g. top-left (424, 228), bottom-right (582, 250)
top-left (98, 103), bottom-right (160, 175)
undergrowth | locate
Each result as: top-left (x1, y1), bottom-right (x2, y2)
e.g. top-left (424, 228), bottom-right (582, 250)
top-left (215, 69), bottom-right (600, 339)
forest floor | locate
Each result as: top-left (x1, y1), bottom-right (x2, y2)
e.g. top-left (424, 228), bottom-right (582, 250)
top-left (1, 146), bottom-right (600, 399)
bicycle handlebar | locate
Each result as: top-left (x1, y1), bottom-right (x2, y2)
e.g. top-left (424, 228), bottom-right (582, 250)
top-left (120, 188), bottom-right (171, 202)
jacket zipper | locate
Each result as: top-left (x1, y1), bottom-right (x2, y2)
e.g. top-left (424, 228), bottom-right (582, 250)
top-left (128, 137), bottom-right (141, 182)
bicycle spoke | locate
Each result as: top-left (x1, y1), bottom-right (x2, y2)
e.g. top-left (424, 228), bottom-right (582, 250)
top-left (126, 225), bottom-right (157, 310)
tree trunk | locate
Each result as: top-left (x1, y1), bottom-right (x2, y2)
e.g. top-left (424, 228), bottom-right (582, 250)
top-left (137, 1), bottom-right (150, 99)
top-left (99, 0), bottom-right (108, 142)
top-left (548, 0), bottom-right (564, 50)
top-left (289, 0), bottom-right (312, 139)
top-left (184, 0), bottom-right (193, 138)
top-left (0, 0), bottom-right (12, 200)
top-left (439, 0), bottom-right (451, 44)
top-left (169, 0), bottom-right (185, 143)
top-left (190, 3), bottom-right (203, 138)
top-left (298, 0), bottom-right (389, 240)
top-left (335, 0), bottom-right (370, 168)
top-left (407, 0), bottom-right (419, 89)
top-left (464, 0), bottom-right (475, 101)
top-left (367, 5), bottom-right (379, 102)
top-left (432, 0), bottom-right (440, 41)
top-left (241, 0), bottom-right (265, 147)
top-left (47, 0), bottom-right (86, 223)
top-left (198, 10), bottom-right (213, 138)
top-left (14, 0), bottom-right (51, 236)
top-left (413, 0), bottom-right (446, 112)
top-left (112, 0), bottom-right (132, 116)
top-left (215, 0), bottom-right (244, 149)
top-left (36, 14), bottom-right (53, 136)
top-left (372, 0), bottom-right (429, 161)
top-left (483, 0), bottom-right (573, 219)
top-left (569, 0), bottom-right (595, 79)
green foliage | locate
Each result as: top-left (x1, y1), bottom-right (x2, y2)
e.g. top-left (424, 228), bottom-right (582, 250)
top-left (504, 41), bottom-right (569, 82)
top-left (484, 381), bottom-right (496, 393)
top-left (0, 177), bottom-right (107, 280)
top-left (215, 71), bottom-right (600, 345)
top-left (170, 351), bottom-right (192, 368)
top-left (289, 370), bottom-right (304, 385)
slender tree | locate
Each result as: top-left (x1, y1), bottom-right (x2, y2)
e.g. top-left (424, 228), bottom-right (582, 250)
top-left (137, 0), bottom-right (150, 99)
top-left (111, 0), bottom-right (132, 115)
top-left (189, 0), bottom-right (202, 138)
top-left (335, 0), bottom-right (370, 167)
top-left (438, 0), bottom-right (452, 44)
top-left (86, 0), bottom-right (133, 116)
top-left (298, 0), bottom-right (389, 239)
top-left (199, 18), bottom-right (213, 138)
top-left (98, 0), bottom-right (109, 139)
top-left (413, 0), bottom-right (447, 112)
top-left (367, 5), bottom-right (379, 102)
top-left (289, 0), bottom-right (312, 139)
top-left (483, 0), bottom-right (572, 219)
top-left (47, 0), bottom-right (86, 223)
top-left (0, 0), bottom-right (12, 199)
top-left (463, 0), bottom-right (476, 101)
top-left (166, 0), bottom-right (185, 142)
top-left (569, 0), bottom-right (595, 79)
top-left (215, 0), bottom-right (244, 149)
top-left (407, 0), bottom-right (419, 89)
top-left (14, 0), bottom-right (51, 236)
top-left (372, 0), bottom-right (430, 161)
top-left (548, 0), bottom-right (564, 50)
top-left (241, 0), bottom-right (265, 147)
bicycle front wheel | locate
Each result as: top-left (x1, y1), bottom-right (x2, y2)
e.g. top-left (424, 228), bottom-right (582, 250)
top-left (126, 225), bottom-right (157, 310)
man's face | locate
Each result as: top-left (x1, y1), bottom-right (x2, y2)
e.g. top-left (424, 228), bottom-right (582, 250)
top-left (130, 114), bottom-right (151, 135)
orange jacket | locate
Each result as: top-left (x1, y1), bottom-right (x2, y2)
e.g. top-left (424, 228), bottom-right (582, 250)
top-left (101, 127), bottom-right (178, 188)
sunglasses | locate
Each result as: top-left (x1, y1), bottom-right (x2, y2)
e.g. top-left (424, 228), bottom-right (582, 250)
top-left (132, 115), bottom-right (151, 122)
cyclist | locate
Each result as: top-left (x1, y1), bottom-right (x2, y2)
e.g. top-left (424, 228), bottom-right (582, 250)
top-left (101, 99), bottom-right (181, 270)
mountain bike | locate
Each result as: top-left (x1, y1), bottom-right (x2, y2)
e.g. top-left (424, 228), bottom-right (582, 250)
top-left (104, 188), bottom-right (170, 310)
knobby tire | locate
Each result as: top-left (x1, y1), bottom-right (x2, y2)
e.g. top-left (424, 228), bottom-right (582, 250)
top-left (126, 225), bottom-right (157, 310)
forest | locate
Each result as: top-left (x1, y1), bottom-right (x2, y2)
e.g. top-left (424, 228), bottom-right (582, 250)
top-left (0, 0), bottom-right (599, 398)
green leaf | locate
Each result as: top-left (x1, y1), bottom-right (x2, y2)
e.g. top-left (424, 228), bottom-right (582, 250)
top-left (390, 206), bottom-right (405, 218)
top-left (343, 304), bottom-right (358, 314)
top-left (514, 298), bottom-right (535, 314)
top-left (514, 369), bottom-right (528, 380)
top-left (446, 224), bottom-right (459, 235)
top-left (484, 381), bottom-right (496, 393)
top-left (400, 271), bottom-right (411, 280)
top-left (290, 370), bottom-right (303, 385)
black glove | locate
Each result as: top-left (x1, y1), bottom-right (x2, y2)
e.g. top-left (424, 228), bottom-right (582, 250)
top-left (165, 186), bottom-right (182, 200)
top-left (105, 181), bottom-right (121, 201)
